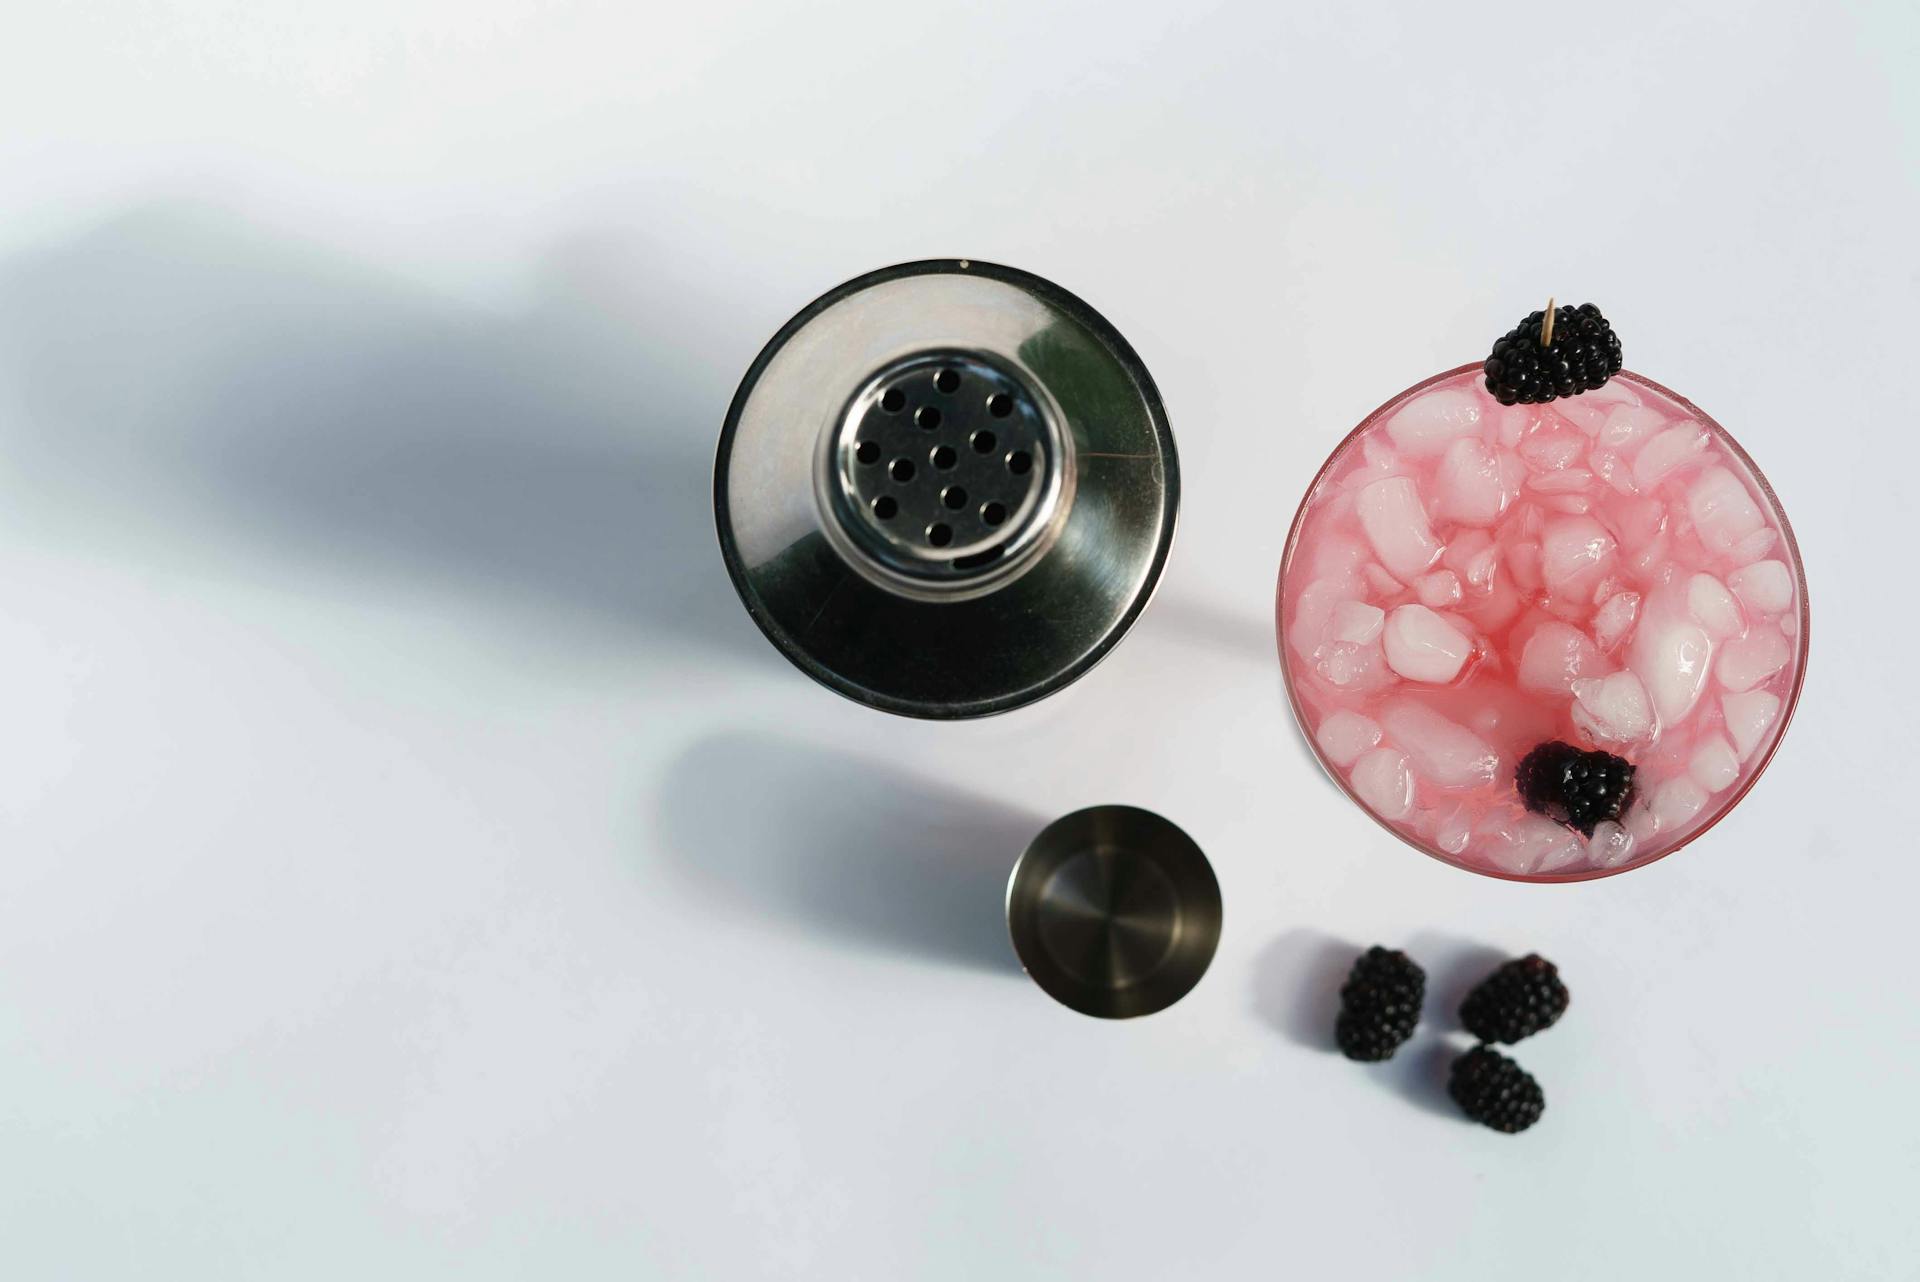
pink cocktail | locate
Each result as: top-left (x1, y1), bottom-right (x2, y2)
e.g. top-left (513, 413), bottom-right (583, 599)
top-left (1278, 365), bottom-right (1807, 880)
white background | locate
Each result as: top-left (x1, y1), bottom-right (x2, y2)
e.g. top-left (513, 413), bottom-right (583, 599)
top-left (1, 3), bottom-right (1915, 1278)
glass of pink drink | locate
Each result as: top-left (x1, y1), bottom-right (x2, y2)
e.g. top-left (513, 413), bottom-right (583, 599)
top-left (1278, 365), bottom-right (1807, 880)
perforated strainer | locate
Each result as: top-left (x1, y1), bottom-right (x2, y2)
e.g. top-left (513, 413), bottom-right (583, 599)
top-left (715, 260), bottom-right (1178, 718)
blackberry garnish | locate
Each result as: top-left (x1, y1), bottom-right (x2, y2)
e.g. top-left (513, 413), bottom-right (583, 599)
top-left (1448, 1045), bottom-right (1546, 1134)
top-left (1460, 954), bottom-right (1570, 1044)
top-left (1483, 302), bottom-right (1622, 406)
top-left (1334, 945), bottom-right (1425, 1062)
top-left (1516, 741), bottom-right (1635, 836)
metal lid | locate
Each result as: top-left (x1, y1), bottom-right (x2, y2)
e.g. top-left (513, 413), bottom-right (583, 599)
top-left (715, 260), bottom-right (1178, 719)
top-left (1006, 805), bottom-right (1222, 1019)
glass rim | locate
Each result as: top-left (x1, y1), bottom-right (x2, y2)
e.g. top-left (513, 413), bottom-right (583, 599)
top-left (1276, 363), bottom-right (1811, 883)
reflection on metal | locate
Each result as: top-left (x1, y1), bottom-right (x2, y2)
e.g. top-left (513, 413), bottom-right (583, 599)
top-left (1007, 806), bottom-right (1221, 1019)
top-left (715, 260), bottom-right (1177, 719)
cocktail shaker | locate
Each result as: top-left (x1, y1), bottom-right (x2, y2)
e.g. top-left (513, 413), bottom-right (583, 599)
top-left (715, 260), bottom-right (1178, 718)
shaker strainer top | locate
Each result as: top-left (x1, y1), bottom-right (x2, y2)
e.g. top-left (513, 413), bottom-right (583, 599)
top-left (715, 260), bottom-right (1177, 718)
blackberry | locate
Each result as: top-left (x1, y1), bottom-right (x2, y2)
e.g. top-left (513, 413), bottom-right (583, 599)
top-left (1483, 302), bottom-right (1622, 406)
top-left (1460, 954), bottom-right (1570, 1044)
top-left (1516, 740), bottom-right (1634, 836)
top-left (1334, 945), bottom-right (1425, 1062)
top-left (1448, 1045), bottom-right (1546, 1134)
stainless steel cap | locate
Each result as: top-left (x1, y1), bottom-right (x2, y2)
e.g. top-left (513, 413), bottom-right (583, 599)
top-left (1006, 806), bottom-right (1221, 1019)
top-left (715, 260), bottom-right (1178, 719)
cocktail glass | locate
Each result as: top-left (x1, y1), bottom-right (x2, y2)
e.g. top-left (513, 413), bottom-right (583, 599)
top-left (1277, 364), bottom-right (1807, 881)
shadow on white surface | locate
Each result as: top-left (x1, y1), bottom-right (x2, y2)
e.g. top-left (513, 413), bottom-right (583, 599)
top-left (0, 200), bottom-right (766, 664)
top-left (1379, 1039), bottom-right (1466, 1123)
top-left (1251, 927), bottom-right (1358, 1051)
top-left (656, 733), bottom-right (1040, 975)
top-left (1409, 931), bottom-right (1510, 1024)
top-left (1153, 596), bottom-right (1276, 670)
top-left (1393, 932), bottom-right (1511, 1122)
top-left (1151, 595), bottom-right (1335, 792)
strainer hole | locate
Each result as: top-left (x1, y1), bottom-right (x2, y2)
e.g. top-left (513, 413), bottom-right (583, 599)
top-left (970, 429), bottom-right (997, 454)
top-left (890, 458), bottom-right (916, 482)
top-left (981, 501), bottom-right (1007, 527)
top-left (855, 440), bottom-right (881, 465)
top-left (927, 522), bottom-right (953, 547)
top-left (987, 393), bottom-right (1013, 418)
top-left (1007, 450), bottom-right (1033, 475)
top-left (880, 388), bottom-right (905, 413)
top-left (871, 495), bottom-right (898, 520)
top-left (933, 368), bottom-right (960, 394)
top-left (931, 444), bottom-right (957, 470)
top-left (942, 485), bottom-right (968, 511)
top-left (915, 406), bottom-right (942, 430)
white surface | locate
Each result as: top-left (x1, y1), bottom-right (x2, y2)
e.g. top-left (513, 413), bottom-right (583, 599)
top-left (1, 3), bottom-right (1915, 1277)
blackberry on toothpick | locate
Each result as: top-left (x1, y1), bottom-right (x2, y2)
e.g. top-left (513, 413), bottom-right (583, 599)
top-left (1483, 300), bottom-right (1623, 406)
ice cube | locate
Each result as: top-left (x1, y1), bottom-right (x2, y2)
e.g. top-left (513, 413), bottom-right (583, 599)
top-left (1687, 466), bottom-right (1765, 555)
top-left (1461, 547), bottom-right (1498, 594)
top-left (1686, 573), bottom-right (1745, 639)
top-left (1361, 435), bottom-right (1403, 477)
top-left (1435, 808), bottom-right (1472, 855)
top-left (1379, 700), bottom-right (1499, 788)
top-left (1607, 495), bottom-right (1668, 548)
top-left (1416, 570), bottom-right (1463, 608)
top-left (1540, 516), bottom-right (1618, 596)
top-left (1728, 560), bottom-right (1793, 615)
top-left (1287, 577), bottom-right (1345, 658)
top-left (1535, 822), bottom-right (1588, 873)
top-left (1650, 777), bottom-right (1708, 831)
top-left (1587, 819), bottom-right (1636, 869)
top-left (1689, 734), bottom-right (1740, 793)
top-left (1497, 406), bottom-right (1532, 447)
top-left (1584, 380), bottom-right (1641, 407)
top-left (1362, 564), bottom-right (1404, 597)
top-left (1542, 494), bottom-right (1593, 515)
top-left (1492, 814), bottom-right (1582, 875)
top-left (1723, 690), bottom-right (1782, 760)
top-left (1592, 591), bottom-right (1641, 651)
top-left (1463, 573), bottom-right (1523, 633)
top-left (1528, 468), bottom-right (1594, 493)
top-left (1382, 605), bottom-right (1475, 684)
top-left (1570, 671), bottom-right (1656, 743)
top-left (1599, 404), bottom-right (1666, 451)
top-left (1729, 527), bottom-right (1778, 565)
top-left (1473, 816), bottom-right (1528, 873)
top-left (1553, 398), bottom-right (1609, 435)
top-left (1350, 747), bottom-right (1414, 819)
top-left (1505, 540), bottom-right (1543, 593)
top-left (1716, 628), bottom-right (1790, 692)
top-left (1542, 595), bottom-right (1590, 623)
top-left (1315, 710), bottom-right (1383, 767)
top-left (1384, 387), bottom-right (1483, 457)
top-left (1591, 574), bottom-right (1628, 606)
top-left (1317, 639), bottom-right (1393, 691)
top-left (1356, 476), bottom-right (1444, 580)
top-left (1625, 527), bottom-right (1672, 583)
top-left (1308, 536), bottom-right (1369, 586)
top-left (1589, 448), bottom-right (1638, 495)
top-left (1780, 612), bottom-right (1799, 639)
top-left (1623, 796), bottom-right (1661, 846)
top-left (1518, 621), bottom-right (1604, 694)
top-left (1629, 611), bottom-right (1713, 723)
top-left (1444, 529), bottom-right (1498, 593)
top-left (1632, 425), bottom-right (1709, 488)
top-left (1519, 431), bottom-right (1588, 472)
top-left (1330, 600), bottom-right (1386, 644)
top-left (1432, 437), bottom-right (1513, 526)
